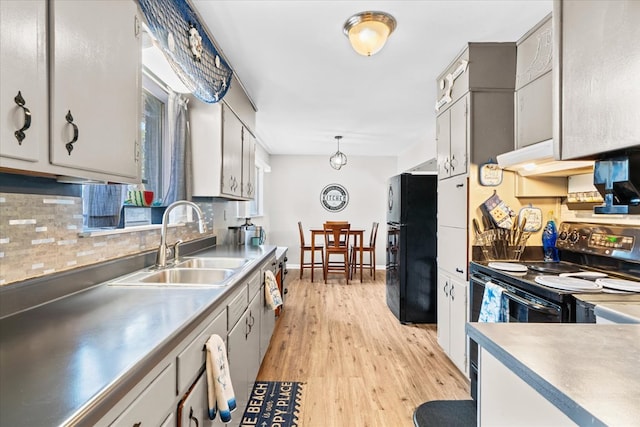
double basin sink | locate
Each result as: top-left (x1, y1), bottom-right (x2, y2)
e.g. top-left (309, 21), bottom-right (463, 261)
top-left (109, 257), bottom-right (251, 287)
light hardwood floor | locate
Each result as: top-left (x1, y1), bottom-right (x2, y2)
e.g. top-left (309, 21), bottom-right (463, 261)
top-left (257, 270), bottom-right (471, 426)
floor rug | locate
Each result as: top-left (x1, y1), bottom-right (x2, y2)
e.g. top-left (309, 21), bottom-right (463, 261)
top-left (240, 381), bottom-right (303, 427)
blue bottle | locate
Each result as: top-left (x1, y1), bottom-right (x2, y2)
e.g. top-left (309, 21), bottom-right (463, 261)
top-left (542, 212), bottom-right (559, 262)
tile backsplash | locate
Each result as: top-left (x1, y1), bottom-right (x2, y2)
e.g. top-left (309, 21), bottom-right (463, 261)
top-left (0, 192), bottom-right (215, 285)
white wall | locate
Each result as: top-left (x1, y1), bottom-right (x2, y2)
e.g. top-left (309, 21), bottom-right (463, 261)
top-left (397, 138), bottom-right (437, 174)
top-left (265, 155), bottom-right (397, 272)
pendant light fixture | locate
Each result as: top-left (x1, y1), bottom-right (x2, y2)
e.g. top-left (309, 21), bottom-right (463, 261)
top-left (343, 11), bottom-right (397, 56)
top-left (329, 136), bottom-right (348, 170)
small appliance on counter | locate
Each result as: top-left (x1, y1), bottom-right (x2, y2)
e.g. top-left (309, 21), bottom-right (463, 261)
top-left (593, 152), bottom-right (640, 214)
top-left (228, 219), bottom-right (265, 246)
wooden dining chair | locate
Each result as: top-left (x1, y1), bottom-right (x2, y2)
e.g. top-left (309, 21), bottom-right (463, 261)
top-left (350, 222), bottom-right (379, 280)
top-left (323, 222), bottom-right (351, 284)
top-left (298, 221), bottom-right (324, 280)
top-left (324, 221), bottom-right (349, 246)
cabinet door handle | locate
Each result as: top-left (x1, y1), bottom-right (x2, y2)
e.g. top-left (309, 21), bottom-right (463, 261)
top-left (443, 157), bottom-right (450, 173)
top-left (450, 284), bottom-right (455, 301)
top-left (443, 282), bottom-right (449, 296)
top-left (450, 154), bottom-right (457, 171)
top-left (189, 407), bottom-right (200, 427)
top-left (65, 110), bottom-right (79, 155)
top-left (13, 91), bottom-right (32, 144)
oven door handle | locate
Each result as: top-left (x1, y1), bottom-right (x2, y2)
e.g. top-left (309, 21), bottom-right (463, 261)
top-left (501, 290), bottom-right (558, 315)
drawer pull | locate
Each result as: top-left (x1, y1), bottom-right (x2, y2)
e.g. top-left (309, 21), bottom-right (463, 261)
top-left (65, 110), bottom-right (79, 155)
top-left (189, 407), bottom-right (200, 427)
top-left (13, 91), bottom-right (31, 144)
top-left (455, 268), bottom-right (464, 274)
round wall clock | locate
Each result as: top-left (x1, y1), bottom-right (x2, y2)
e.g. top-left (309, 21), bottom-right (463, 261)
top-left (320, 184), bottom-right (349, 212)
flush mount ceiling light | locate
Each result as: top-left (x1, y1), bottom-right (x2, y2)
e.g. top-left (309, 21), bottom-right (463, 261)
top-left (343, 11), bottom-right (397, 56)
top-left (329, 136), bottom-right (348, 170)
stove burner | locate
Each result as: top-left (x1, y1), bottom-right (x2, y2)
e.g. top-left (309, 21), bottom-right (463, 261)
top-left (526, 262), bottom-right (582, 274)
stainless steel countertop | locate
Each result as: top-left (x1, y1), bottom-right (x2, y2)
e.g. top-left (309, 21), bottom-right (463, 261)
top-left (594, 302), bottom-right (640, 324)
top-left (0, 244), bottom-right (276, 427)
top-left (467, 323), bottom-right (640, 426)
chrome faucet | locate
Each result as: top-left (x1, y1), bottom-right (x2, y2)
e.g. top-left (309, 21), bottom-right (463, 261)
top-left (156, 200), bottom-right (207, 268)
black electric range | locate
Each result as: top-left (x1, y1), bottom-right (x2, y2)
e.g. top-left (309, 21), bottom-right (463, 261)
top-left (471, 221), bottom-right (640, 313)
top-left (468, 222), bottom-right (640, 400)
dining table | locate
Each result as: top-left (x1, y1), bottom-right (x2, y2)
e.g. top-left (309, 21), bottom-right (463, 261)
top-left (309, 227), bottom-right (365, 283)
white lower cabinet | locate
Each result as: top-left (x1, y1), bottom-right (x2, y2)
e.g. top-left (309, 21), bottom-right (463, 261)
top-left (98, 260), bottom-right (277, 427)
top-left (177, 371), bottom-right (227, 427)
top-left (260, 283), bottom-right (276, 362)
top-left (177, 309), bottom-right (227, 395)
top-left (160, 412), bottom-right (175, 427)
top-left (109, 362), bottom-right (176, 427)
top-left (437, 269), bottom-right (468, 376)
top-left (228, 290), bottom-right (262, 415)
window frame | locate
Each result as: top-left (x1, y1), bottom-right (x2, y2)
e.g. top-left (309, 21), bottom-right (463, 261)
top-left (141, 71), bottom-right (170, 201)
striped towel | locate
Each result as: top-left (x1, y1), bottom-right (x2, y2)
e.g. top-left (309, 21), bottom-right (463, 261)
top-left (264, 269), bottom-right (283, 311)
top-left (205, 335), bottom-right (236, 422)
top-left (478, 281), bottom-right (509, 322)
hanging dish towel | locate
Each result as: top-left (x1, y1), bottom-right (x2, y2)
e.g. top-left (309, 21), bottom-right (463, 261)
top-left (264, 269), bottom-right (283, 311)
top-left (478, 281), bottom-right (509, 322)
top-left (205, 334), bottom-right (236, 422)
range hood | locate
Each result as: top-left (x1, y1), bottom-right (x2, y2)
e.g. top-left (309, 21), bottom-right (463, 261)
top-left (496, 140), bottom-right (594, 177)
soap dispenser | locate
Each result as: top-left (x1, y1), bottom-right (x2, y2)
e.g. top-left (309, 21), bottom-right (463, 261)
top-left (542, 211), bottom-right (559, 262)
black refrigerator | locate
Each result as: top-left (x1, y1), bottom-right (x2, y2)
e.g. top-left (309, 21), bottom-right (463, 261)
top-left (386, 173), bottom-right (438, 323)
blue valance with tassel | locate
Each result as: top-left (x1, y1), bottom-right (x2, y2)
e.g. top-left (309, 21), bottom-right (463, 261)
top-left (137, 0), bottom-right (233, 103)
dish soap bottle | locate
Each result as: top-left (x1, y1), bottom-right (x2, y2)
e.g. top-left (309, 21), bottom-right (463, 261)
top-left (542, 211), bottom-right (559, 262)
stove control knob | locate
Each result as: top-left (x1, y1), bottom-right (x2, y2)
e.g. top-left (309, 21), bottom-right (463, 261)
top-left (569, 231), bottom-right (580, 243)
top-left (558, 231), bottom-right (569, 241)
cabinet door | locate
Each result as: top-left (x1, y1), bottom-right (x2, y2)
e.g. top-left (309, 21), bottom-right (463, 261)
top-left (449, 95), bottom-right (468, 177)
top-left (228, 310), bottom-right (250, 412)
top-left (516, 72), bottom-right (552, 148)
top-left (177, 371), bottom-right (227, 427)
top-left (246, 292), bottom-right (262, 390)
top-left (436, 269), bottom-right (451, 352)
top-left (221, 105), bottom-right (243, 197)
top-left (437, 226), bottom-right (467, 279)
top-left (0, 0), bottom-right (47, 164)
top-left (515, 16), bottom-right (552, 90)
top-left (49, 0), bottom-right (140, 181)
top-left (449, 276), bottom-right (468, 375)
top-left (242, 129), bottom-right (256, 199)
top-left (436, 111), bottom-right (451, 178)
top-left (260, 284), bottom-right (276, 362)
top-left (110, 362), bottom-right (176, 427)
top-left (437, 175), bottom-right (467, 229)
top-left (177, 309), bottom-right (227, 395)
top-left (558, 0), bottom-right (640, 159)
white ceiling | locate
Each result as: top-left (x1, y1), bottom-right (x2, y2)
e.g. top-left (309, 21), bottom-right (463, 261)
top-left (191, 1), bottom-right (552, 158)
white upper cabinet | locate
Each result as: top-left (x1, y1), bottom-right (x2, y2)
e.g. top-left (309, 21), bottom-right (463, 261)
top-left (242, 129), bottom-right (256, 199)
top-left (1, 0), bottom-right (141, 183)
top-left (221, 105), bottom-right (243, 197)
top-left (554, 0), bottom-right (640, 159)
top-left (0, 0), bottom-right (48, 165)
top-left (49, 0), bottom-right (141, 181)
top-left (515, 15), bottom-right (553, 149)
top-left (191, 100), bottom-right (256, 200)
